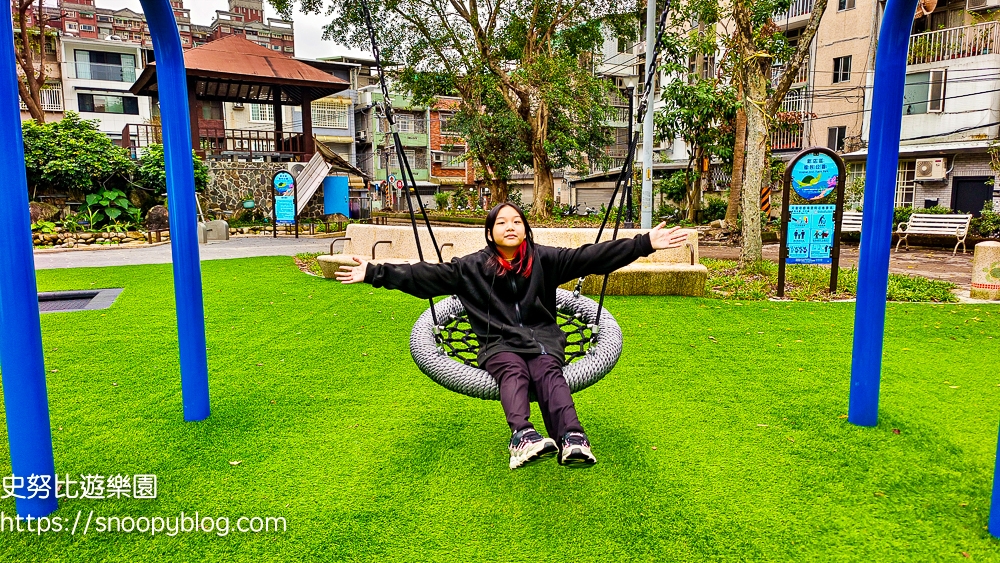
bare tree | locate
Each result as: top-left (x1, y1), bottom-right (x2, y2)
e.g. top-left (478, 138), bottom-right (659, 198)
top-left (15, 0), bottom-right (57, 123)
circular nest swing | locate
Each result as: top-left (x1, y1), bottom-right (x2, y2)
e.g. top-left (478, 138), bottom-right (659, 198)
top-left (409, 288), bottom-right (623, 400)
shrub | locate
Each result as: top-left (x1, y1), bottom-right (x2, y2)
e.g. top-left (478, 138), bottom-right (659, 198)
top-left (433, 191), bottom-right (450, 210)
top-left (894, 205), bottom-right (952, 229)
top-left (133, 144), bottom-right (209, 196)
top-left (972, 201), bottom-right (1000, 238)
top-left (702, 197), bottom-right (727, 223)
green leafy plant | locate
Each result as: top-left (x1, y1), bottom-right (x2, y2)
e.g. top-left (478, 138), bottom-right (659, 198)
top-left (31, 220), bottom-right (57, 234)
top-left (702, 197), bottom-right (728, 223)
top-left (22, 112), bottom-right (134, 197)
top-left (84, 187), bottom-right (139, 228)
top-left (434, 191), bottom-right (451, 210)
top-left (972, 201), bottom-right (1000, 238)
top-left (133, 144), bottom-right (209, 195)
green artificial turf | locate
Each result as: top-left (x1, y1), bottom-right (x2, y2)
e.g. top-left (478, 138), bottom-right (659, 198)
top-left (1, 256), bottom-right (999, 561)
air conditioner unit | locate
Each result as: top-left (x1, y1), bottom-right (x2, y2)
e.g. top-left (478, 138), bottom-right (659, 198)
top-left (233, 102), bottom-right (244, 110)
top-left (915, 158), bottom-right (947, 180)
top-left (432, 152), bottom-right (445, 163)
top-left (287, 162), bottom-right (307, 177)
top-left (967, 0), bottom-right (1000, 11)
top-left (355, 130), bottom-right (367, 142)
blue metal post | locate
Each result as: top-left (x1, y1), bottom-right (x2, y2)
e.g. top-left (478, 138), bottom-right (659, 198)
top-left (140, 0), bottom-right (210, 421)
top-left (0, 2), bottom-right (58, 518)
top-left (847, 0), bottom-right (919, 427)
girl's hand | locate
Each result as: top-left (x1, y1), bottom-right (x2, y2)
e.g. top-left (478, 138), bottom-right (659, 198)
top-left (335, 256), bottom-right (369, 284)
top-left (648, 222), bottom-right (694, 250)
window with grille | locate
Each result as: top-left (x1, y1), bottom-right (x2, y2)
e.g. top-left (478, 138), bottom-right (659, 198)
top-left (396, 113), bottom-right (425, 133)
top-left (439, 112), bottom-right (459, 135)
top-left (312, 100), bottom-right (349, 128)
top-left (249, 103), bottom-right (274, 123)
top-left (895, 161), bottom-right (915, 208)
top-left (833, 56), bottom-right (851, 83)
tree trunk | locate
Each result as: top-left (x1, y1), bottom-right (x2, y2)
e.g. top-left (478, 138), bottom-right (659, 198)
top-left (530, 142), bottom-right (554, 217)
top-left (490, 178), bottom-right (509, 207)
top-left (740, 71), bottom-right (768, 265)
top-left (15, 1), bottom-right (47, 123)
top-left (528, 99), bottom-right (553, 219)
top-left (688, 147), bottom-right (703, 222)
top-left (726, 95), bottom-right (747, 230)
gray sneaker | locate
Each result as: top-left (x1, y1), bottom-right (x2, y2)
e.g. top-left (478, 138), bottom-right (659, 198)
top-left (508, 427), bottom-right (558, 469)
top-left (559, 431), bottom-right (597, 466)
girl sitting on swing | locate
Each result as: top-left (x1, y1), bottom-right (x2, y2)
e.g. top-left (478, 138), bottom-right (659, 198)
top-left (337, 203), bottom-right (691, 469)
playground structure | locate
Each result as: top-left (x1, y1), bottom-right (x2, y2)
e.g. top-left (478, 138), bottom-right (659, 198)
top-left (0, 0), bottom-right (998, 539)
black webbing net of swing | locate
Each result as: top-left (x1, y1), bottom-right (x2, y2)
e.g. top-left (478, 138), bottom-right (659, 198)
top-left (435, 307), bottom-right (594, 368)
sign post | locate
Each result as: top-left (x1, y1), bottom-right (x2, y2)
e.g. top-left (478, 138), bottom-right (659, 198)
top-left (777, 147), bottom-right (847, 297)
top-left (272, 171), bottom-right (298, 239)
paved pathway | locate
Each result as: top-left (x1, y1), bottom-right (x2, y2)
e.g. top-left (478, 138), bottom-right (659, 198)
top-left (35, 235), bottom-right (980, 292)
top-left (34, 236), bottom-right (332, 270)
top-left (700, 243), bottom-right (976, 289)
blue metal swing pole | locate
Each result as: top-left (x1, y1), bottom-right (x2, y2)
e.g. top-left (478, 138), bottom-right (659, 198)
top-left (847, 0), bottom-right (919, 427)
top-left (0, 1), bottom-right (59, 519)
top-left (140, 0), bottom-right (210, 421)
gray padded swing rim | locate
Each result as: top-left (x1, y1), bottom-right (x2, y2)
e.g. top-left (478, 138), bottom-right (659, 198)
top-left (410, 288), bottom-right (623, 400)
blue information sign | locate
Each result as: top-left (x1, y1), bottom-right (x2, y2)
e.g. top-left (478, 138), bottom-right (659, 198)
top-left (272, 171), bottom-right (297, 227)
top-left (789, 152), bottom-right (839, 201)
top-left (786, 204), bottom-right (835, 264)
top-left (275, 196), bottom-right (296, 226)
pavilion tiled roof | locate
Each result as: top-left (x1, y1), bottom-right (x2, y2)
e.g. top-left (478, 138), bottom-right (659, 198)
top-left (131, 35), bottom-right (349, 104)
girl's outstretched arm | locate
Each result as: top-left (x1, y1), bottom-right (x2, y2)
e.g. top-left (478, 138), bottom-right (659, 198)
top-left (337, 255), bottom-right (462, 300)
top-left (547, 223), bottom-right (695, 284)
top-left (336, 256), bottom-right (370, 284)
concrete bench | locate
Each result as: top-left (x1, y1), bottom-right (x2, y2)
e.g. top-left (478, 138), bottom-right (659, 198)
top-left (895, 213), bottom-right (972, 255)
top-left (840, 211), bottom-right (863, 234)
top-left (318, 224), bottom-right (707, 297)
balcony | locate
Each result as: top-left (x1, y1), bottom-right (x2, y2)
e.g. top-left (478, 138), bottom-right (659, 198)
top-left (122, 123), bottom-right (309, 160)
top-left (75, 62), bottom-right (137, 82)
top-left (908, 21), bottom-right (1000, 65)
top-left (19, 89), bottom-right (63, 112)
top-left (774, 0), bottom-right (815, 22)
top-left (771, 126), bottom-right (804, 152)
top-left (771, 57), bottom-right (810, 89)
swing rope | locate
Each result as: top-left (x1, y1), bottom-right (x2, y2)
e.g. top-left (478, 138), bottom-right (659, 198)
top-left (360, 0), bottom-right (673, 359)
top-left (360, 0), bottom-right (444, 329)
top-left (574, 0), bottom-right (673, 330)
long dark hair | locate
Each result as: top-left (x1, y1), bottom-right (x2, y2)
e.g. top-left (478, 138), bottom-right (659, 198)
top-left (484, 203), bottom-right (534, 278)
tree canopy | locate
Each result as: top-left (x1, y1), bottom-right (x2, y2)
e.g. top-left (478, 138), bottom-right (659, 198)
top-left (268, 0), bottom-right (631, 216)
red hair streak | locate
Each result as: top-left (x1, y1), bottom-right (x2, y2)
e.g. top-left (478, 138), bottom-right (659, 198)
top-left (495, 240), bottom-right (532, 277)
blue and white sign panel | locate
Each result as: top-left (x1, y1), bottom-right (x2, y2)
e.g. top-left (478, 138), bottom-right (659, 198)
top-left (786, 204), bottom-right (835, 264)
top-left (274, 196), bottom-right (296, 226)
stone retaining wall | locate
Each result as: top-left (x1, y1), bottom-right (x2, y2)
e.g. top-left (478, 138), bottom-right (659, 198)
top-left (33, 230), bottom-right (152, 248)
top-left (206, 161), bottom-right (326, 220)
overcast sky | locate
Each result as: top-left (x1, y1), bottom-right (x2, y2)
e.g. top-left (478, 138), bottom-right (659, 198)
top-left (100, 0), bottom-right (371, 60)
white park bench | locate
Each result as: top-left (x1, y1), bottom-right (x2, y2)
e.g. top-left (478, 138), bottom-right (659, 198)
top-left (895, 213), bottom-right (972, 255)
top-left (840, 211), bottom-right (863, 234)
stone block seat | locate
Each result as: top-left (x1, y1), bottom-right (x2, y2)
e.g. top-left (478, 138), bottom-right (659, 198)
top-left (318, 224), bottom-right (707, 296)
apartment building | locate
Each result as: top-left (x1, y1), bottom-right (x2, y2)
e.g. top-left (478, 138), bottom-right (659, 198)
top-left (774, 0), bottom-right (999, 215)
top-left (60, 35), bottom-right (151, 141)
top-left (429, 97), bottom-right (475, 188)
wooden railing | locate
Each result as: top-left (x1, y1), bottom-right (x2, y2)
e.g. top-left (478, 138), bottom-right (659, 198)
top-left (908, 21), bottom-right (1000, 65)
top-left (121, 123), bottom-right (308, 160)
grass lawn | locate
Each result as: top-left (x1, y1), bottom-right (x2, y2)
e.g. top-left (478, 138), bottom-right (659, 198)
top-left (2, 256), bottom-right (999, 561)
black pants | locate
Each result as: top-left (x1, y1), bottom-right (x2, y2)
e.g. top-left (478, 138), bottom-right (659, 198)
top-left (481, 351), bottom-right (584, 441)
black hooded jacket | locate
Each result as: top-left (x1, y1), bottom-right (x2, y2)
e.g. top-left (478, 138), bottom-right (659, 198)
top-left (364, 233), bottom-right (656, 366)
